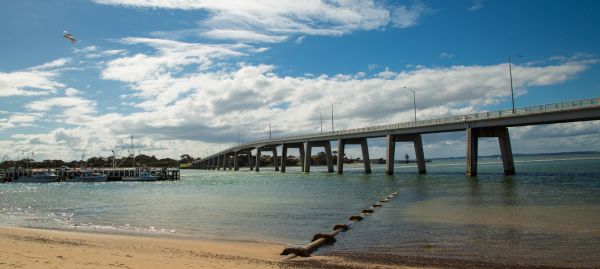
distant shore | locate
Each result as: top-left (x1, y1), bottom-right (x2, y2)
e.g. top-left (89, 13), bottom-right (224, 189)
top-left (0, 226), bottom-right (427, 269)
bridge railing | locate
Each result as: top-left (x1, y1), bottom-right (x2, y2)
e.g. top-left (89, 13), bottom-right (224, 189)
top-left (201, 96), bottom-right (600, 160)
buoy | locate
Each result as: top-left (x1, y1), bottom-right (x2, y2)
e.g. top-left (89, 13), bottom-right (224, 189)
top-left (280, 247), bottom-right (310, 257)
top-left (333, 224), bottom-right (349, 231)
top-left (362, 209), bottom-right (374, 214)
top-left (312, 233), bottom-right (336, 244)
top-left (349, 215), bottom-right (364, 221)
top-left (372, 204), bottom-right (382, 207)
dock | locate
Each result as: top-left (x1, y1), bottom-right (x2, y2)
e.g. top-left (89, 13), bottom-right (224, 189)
top-left (1, 167), bottom-right (180, 182)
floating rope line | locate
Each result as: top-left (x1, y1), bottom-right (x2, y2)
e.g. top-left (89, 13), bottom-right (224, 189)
top-left (281, 189), bottom-right (402, 260)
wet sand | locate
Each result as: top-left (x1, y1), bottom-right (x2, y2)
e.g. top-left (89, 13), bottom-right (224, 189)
top-left (0, 226), bottom-right (421, 269)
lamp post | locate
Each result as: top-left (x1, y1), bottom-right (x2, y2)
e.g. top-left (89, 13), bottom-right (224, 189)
top-left (319, 111), bottom-right (323, 133)
top-left (268, 121), bottom-right (272, 140)
top-left (331, 102), bottom-right (341, 132)
top-left (509, 54), bottom-right (522, 114)
top-left (403, 87), bottom-right (417, 123)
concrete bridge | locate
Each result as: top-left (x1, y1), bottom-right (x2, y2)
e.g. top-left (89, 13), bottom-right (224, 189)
top-left (192, 97), bottom-right (600, 176)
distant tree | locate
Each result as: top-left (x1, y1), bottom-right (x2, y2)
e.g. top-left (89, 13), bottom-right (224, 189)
top-left (180, 154), bottom-right (195, 163)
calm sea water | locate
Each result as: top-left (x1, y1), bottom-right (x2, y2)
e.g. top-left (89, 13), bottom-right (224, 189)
top-left (1, 154), bottom-right (599, 267)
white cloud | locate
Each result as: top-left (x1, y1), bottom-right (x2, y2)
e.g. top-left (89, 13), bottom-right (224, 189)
top-left (469, 0), bottom-right (484, 11)
top-left (0, 112), bottom-right (43, 131)
top-left (93, 0), bottom-right (427, 43)
top-left (440, 52), bottom-right (454, 59)
top-left (24, 95), bottom-right (98, 125)
top-left (6, 55), bottom-right (598, 159)
top-left (64, 88), bottom-right (82, 96)
top-left (0, 58), bottom-right (69, 97)
top-left (102, 38), bottom-right (249, 84)
top-left (88, 56), bottom-right (597, 149)
top-left (202, 29), bottom-right (288, 43)
top-left (28, 58), bottom-right (71, 71)
top-left (390, 2), bottom-right (427, 28)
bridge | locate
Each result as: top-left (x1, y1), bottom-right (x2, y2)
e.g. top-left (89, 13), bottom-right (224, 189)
top-left (191, 97), bottom-right (600, 176)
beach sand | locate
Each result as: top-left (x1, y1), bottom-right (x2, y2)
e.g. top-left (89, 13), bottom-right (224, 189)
top-left (0, 226), bottom-right (420, 269)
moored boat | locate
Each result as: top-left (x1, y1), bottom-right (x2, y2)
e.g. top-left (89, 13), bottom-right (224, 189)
top-left (65, 171), bottom-right (108, 182)
top-left (16, 171), bottom-right (60, 183)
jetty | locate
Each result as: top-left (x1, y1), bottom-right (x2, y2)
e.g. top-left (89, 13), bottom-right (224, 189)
top-left (1, 167), bottom-right (180, 182)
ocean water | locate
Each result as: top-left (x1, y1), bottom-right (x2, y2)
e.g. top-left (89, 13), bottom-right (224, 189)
top-left (1, 154), bottom-right (599, 267)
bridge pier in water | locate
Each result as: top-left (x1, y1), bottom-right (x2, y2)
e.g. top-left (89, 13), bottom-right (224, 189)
top-left (385, 134), bottom-right (427, 175)
top-left (233, 152), bottom-right (239, 171)
top-left (466, 127), bottom-right (515, 177)
top-left (247, 151), bottom-right (255, 171)
top-left (303, 141), bottom-right (334, 173)
top-left (337, 138), bottom-right (371, 174)
top-left (254, 146), bottom-right (279, 172)
top-left (280, 143), bottom-right (305, 173)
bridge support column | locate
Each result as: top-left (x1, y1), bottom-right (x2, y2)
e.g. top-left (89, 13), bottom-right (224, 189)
top-left (466, 127), bottom-right (515, 177)
top-left (498, 128), bottom-right (516, 175)
top-left (337, 138), bottom-right (371, 174)
top-left (233, 152), bottom-right (239, 171)
top-left (281, 144), bottom-right (287, 173)
top-left (303, 142), bottom-right (312, 173)
top-left (337, 139), bottom-right (345, 174)
top-left (217, 156), bottom-right (222, 170)
top-left (223, 154), bottom-right (229, 170)
top-left (385, 134), bottom-right (427, 175)
top-left (255, 148), bottom-right (261, 172)
top-left (247, 151), bottom-right (254, 171)
top-left (413, 135), bottom-right (426, 174)
top-left (303, 141), bottom-right (334, 173)
top-left (299, 144), bottom-right (305, 172)
top-left (360, 139), bottom-right (372, 174)
top-left (324, 142), bottom-right (334, 173)
top-left (272, 148), bottom-right (279, 171)
top-left (385, 135), bottom-right (395, 175)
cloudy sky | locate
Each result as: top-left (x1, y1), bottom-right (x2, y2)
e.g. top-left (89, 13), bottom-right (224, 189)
top-left (1, 0), bottom-right (599, 161)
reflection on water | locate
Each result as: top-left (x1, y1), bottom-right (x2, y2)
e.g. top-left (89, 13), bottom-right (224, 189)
top-left (1, 154), bottom-right (599, 267)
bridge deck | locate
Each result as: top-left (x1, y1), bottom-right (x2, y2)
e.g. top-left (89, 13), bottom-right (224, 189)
top-left (193, 96), bottom-right (600, 176)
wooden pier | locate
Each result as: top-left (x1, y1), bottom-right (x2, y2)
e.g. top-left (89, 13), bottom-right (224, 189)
top-left (1, 167), bottom-right (180, 182)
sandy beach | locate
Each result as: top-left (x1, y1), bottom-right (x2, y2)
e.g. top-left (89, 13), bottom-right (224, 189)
top-left (0, 226), bottom-right (422, 269)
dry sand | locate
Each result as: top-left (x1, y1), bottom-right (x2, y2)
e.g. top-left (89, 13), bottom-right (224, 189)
top-left (0, 226), bottom-right (422, 269)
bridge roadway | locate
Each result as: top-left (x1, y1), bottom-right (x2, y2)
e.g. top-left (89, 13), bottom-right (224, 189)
top-left (192, 97), bottom-right (600, 176)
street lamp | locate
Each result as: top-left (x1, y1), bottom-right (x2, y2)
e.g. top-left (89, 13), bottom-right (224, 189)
top-left (268, 121), bottom-right (272, 140)
top-left (509, 54), bottom-right (522, 114)
top-left (403, 87), bottom-right (417, 123)
top-left (319, 111), bottom-right (323, 133)
top-left (331, 102), bottom-right (341, 132)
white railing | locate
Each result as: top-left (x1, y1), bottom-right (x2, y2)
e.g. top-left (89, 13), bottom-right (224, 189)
top-left (200, 97), bottom-right (600, 161)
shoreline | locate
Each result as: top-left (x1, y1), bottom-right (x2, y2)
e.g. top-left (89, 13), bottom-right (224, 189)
top-left (0, 226), bottom-right (423, 269)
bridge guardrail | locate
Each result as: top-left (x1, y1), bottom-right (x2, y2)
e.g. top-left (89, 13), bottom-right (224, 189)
top-left (201, 96), bottom-right (600, 160)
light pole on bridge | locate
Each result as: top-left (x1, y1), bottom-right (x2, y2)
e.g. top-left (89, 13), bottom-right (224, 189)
top-left (403, 86), bottom-right (417, 123)
top-left (319, 111), bottom-right (323, 133)
top-left (509, 54), bottom-right (522, 114)
top-left (331, 102), bottom-right (341, 132)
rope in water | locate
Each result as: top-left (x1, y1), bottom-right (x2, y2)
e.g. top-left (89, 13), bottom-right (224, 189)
top-left (281, 189), bottom-right (401, 260)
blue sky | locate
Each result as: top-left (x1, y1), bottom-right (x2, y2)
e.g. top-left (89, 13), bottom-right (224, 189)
top-left (1, 0), bottom-right (599, 160)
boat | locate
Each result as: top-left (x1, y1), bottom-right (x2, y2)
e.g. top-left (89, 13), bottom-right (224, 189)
top-left (65, 171), bottom-right (108, 182)
top-left (16, 171), bottom-right (60, 183)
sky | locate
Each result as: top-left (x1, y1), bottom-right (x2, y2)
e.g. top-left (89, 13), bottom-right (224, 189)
top-left (1, 0), bottom-right (600, 161)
